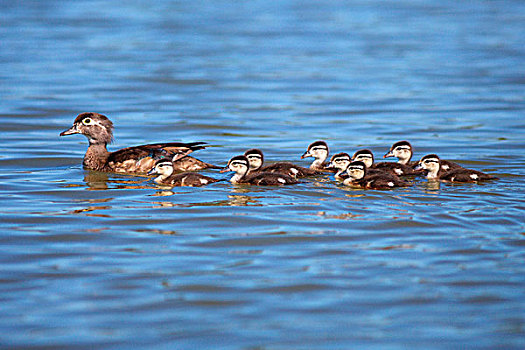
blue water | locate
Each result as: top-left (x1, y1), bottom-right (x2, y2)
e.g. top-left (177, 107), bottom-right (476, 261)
top-left (1, 1), bottom-right (525, 349)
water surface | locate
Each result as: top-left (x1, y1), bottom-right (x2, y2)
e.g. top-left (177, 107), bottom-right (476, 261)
top-left (1, 1), bottom-right (525, 349)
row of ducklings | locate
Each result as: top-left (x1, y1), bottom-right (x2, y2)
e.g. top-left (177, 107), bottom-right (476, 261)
top-left (60, 113), bottom-right (498, 189)
top-left (148, 140), bottom-right (498, 189)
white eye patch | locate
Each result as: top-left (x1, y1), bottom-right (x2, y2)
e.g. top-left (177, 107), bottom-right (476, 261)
top-left (355, 154), bottom-right (372, 159)
top-left (311, 146), bottom-right (327, 152)
top-left (231, 161), bottom-right (247, 167)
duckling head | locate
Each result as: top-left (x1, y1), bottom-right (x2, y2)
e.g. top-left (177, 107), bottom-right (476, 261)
top-left (244, 148), bottom-right (264, 172)
top-left (328, 152), bottom-right (351, 171)
top-left (220, 155), bottom-right (250, 183)
top-left (301, 140), bottom-right (329, 161)
top-left (346, 161), bottom-right (367, 180)
top-left (384, 140), bottom-right (413, 164)
top-left (415, 154), bottom-right (441, 179)
top-left (147, 159), bottom-right (174, 182)
top-left (352, 149), bottom-right (374, 168)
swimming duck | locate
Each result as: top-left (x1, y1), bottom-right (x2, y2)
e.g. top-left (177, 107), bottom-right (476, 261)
top-left (244, 148), bottom-right (319, 178)
top-left (352, 149), bottom-right (421, 176)
top-left (60, 112), bottom-right (216, 173)
top-left (301, 140), bottom-right (336, 173)
top-left (415, 154), bottom-right (498, 182)
top-left (220, 155), bottom-right (298, 185)
top-left (343, 161), bottom-right (410, 189)
top-left (147, 159), bottom-right (223, 187)
top-left (327, 152), bottom-right (352, 181)
top-left (384, 140), bottom-right (462, 172)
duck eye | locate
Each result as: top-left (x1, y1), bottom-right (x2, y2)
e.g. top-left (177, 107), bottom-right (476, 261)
top-left (82, 118), bottom-right (92, 125)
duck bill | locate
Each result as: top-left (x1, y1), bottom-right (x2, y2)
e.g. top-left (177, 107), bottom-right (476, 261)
top-left (301, 151), bottom-right (311, 159)
top-left (219, 167), bottom-right (231, 173)
top-left (383, 151), bottom-right (394, 158)
top-left (147, 168), bottom-right (158, 176)
top-left (414, 164), bottom-right (423, 171)
top-left (59, 125), bottom-right (79, 136)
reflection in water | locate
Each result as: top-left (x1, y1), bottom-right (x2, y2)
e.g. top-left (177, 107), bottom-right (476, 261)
top-left (70, 205), bottom-right (112, 218)
top-left (135, 228), bottom-right (178, 236)
top-left (83, 171), bottom-right (153, 191)
top-left (84, 171), bottom-right (109, 190)
top-left (312, 211), bottom-right (363, 220)
top-left (149, 194), bottom-right (261, 208)
top-left (422, 179), bottom-right (441, 192)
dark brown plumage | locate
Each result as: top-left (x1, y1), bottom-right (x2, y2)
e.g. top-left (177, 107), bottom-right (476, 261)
top-left (60, 112), bottom-right (214, 174)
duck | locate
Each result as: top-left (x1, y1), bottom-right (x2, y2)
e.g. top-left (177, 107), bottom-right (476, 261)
top-left (352, 149), bottom-right (421, 176)
top-left (301, 140), bottom-right (336, 173)
top-left (415, 154), bottom-right (498, 182)
top-left (220, 155), bottom-right (298, 186)
top-left (147, 159), bottom-right (223, 187)
top-left (244, 148), bottom-right (319, 178)
top-left (60, 112), bottom-right (217, 174)
top-left (343, 161), bottom-right (410, 189)
top-left (384, 140), bottom-right (462, 172)
top-left (327, 152), bottom-right (352, 181)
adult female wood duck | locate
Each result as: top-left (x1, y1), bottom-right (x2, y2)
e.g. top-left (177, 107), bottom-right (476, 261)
top-left (220, 155), bottom-right (298, 186)
top-left (384, 140), bottom-right (463, 172)
top-left (60, 112), bottom-right (216, 174)
top-left (301, 140), bottom-right (336, 173)
top-left (343, 161), bottom-right (410, 190)
top-left (244, 148), bottom-right (319, 178)
top-left (415, 154), bottom-right (498, 182)
top-left (352, 149), bottom-right (421, 176)
top-left (147, 159), bottom-right (223, 187)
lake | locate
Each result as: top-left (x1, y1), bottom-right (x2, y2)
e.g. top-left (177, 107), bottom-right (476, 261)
top-left (1, 1), bottom-right (524, 349)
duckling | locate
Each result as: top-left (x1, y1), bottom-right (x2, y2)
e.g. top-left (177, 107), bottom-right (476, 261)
top-left (415, 154), bottom-right (498, 182)
top-left (60, 112), bottom-right (217, 173)
top-left (147, 159), bottom-right (223, 187)
top-left (384, 140), bottom-right (462, 172)
top-left (343, 161), bottom-right (410, 189)
top-left (244, 148), bottom-right (319, 178)
top-left (327, 152), bottom-right (352, 181)
top-left (220, 155), bottom-right (298, 186)
top-left (352, 149), bottom-right (421, 176)
top-left (301, 140), bottom-right (336, 173)
top-left (383, 140), bottom-right (419, 167)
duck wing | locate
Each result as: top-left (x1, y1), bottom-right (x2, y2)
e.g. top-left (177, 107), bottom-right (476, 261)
top-left (107, 142), bottom-right (208, 173)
